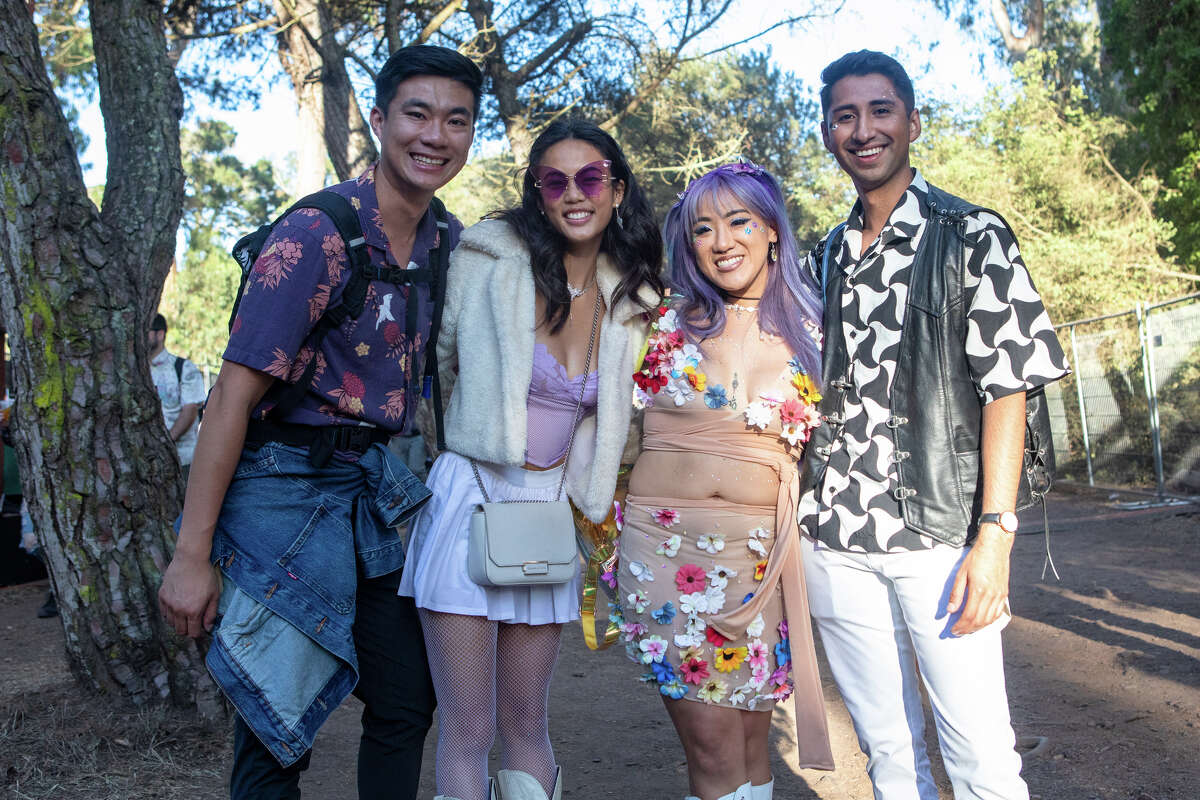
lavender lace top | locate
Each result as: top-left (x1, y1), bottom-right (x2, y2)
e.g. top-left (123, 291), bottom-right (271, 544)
top-left (524, 342), bottom-right (599, 468)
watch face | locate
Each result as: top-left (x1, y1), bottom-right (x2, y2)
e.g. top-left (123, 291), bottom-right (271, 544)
top-left (999, 511), bottom-right (1019, 533)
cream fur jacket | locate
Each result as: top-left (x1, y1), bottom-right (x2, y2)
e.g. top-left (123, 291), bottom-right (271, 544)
top-left (437, 218), bottom-right (657, 523)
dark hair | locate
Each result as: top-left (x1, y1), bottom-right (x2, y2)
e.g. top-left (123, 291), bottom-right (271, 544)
top-left (491, 119), bottom-right (664, 333)
top-left (151, 313), bottom-right (167, 332)
top-left (375, 45), bottom-right (484, 119)
top-left (664, 162), bottom-right (823, 382)
top-left (819, 50), bottom-right (915, 120)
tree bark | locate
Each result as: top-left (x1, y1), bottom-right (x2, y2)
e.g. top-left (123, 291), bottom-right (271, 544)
top-left (274, 0), bottom-right (378, 183)
top-left (0, 0), bottom-right (218, 712)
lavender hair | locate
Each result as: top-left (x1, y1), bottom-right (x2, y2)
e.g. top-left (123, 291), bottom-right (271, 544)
top-left (664, 163), bottom-right (823, 383)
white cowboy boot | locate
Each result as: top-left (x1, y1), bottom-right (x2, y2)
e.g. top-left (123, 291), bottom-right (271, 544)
top-left (750, 778), bottom-right (774, 800)
top-left (684, 782), bottom-right (752, 800)
top-left (495, 767), bottom-right (561, 800)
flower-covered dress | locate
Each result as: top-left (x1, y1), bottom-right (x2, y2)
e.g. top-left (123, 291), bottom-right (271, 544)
top-left (615, 304), bottom-right (835, 770)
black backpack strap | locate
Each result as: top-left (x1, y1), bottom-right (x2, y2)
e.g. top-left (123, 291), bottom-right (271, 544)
top-left (174, 356), bottom-right (184, 386)
top-left (422, 196), bottom-right (451, 452)
top-left (268, 191), bottom-right (370, 421)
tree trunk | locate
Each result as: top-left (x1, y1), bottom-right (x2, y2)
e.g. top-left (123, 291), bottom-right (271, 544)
top-left (0, 0), bottom-right (218, 712)
top-left (990, 0), bottom-right (1044, 58)
top-left (274, 0), bottom-right (378, 184)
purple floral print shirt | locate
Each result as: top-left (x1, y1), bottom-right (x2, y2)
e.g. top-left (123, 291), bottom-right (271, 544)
top-left (224, 164), bottom-right (462, 434)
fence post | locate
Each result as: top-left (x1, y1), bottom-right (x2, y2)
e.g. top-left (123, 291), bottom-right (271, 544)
top-left (1139, 303), bottom-right (1167, 499)
top-left (1068, 325), bottom-right (1095, 487)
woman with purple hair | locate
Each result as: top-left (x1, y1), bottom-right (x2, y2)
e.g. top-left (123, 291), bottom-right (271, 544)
top-left (616, 162), bottom-right (834, 800)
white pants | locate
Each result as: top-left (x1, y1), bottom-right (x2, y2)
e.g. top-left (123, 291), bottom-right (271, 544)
top-left (803, 538), bottom-right (1028, 800)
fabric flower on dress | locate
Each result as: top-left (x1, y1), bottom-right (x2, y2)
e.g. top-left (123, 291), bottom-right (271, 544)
top-left (705, 627), bottom-right (727, 648)
top-left (697, 533), bottom-right (726, 554)
top-left (608, 602), bottom-right (626, 626)
top-left (750, 663), bottom-right (771, 688)
top-left (665, 379), bottom-right (695, 406)
top-left (746, 537), bottom-right (768, 557)
top-left (657, 308), bottom-right (679, 333)
top-left (778, 398), bottom-right (806, 425)
top-left (620, 621), bottom-right (647, 642)
top-left (747, 639), bottom-right (769, 669)
top-left (633, 385), bottom-right (655, 409)
top-left (601, 569), bottom-right (616, 589)
top-left (780, 421), bottom-right (806, 447)
top-left (651, 602), bottom-right (676, 625)
top-left (748, 526), bottom-right (772, 541)
top-left (744, 400), bottom-right (774, 430)
top-left (678, 591), bottom-right (709, 615)
top-left (627, 590), bottom-right (649, 614)
top-left (654, 508), bottom-right (681, 528)
top-left (745, 613), bottom-right (765, 638)
top-left (671, 343), bottom-right (702, 375)
top-left (674, 630), bottom-right (704, 649)
top-left (778, 619), bottom-right (789, 638)
top-left (768, 665), bottom-right (790, 691)
top-left (639, 635), bottom-right (668, 664)
top-left (650, 660), bottom-right (676, 684)
top-left (628, 560), bottom-right (655, 583)
top-left (730, 680), bottom-right (757, 707)
top-left (675, 563), bottom-right (707, 592)
top-left (706, 564), bottom-right (737, 589)
top-left (678, 644), bottom-right (704, 664)
top-left (660, 678), bottom-right (688, 700)
top-left (787, 355), bottom-right (803, 376)
top-left (656, 534), bottom-right (682, 558)
top-left (704, 384), bottom-right (730, 409)
top-left (775, 638), bottom-right (792, 668)
top-left (683, 365), bottom-right (706, 392)
top-left (680, 657), bottom-right (710, 685)
top-left (703, 586), bottom-right (727, 614)
top-left (714, 646), bottom-right (749, 673)
top-left (697, 678), bottom-right (728, 704)
top-left (613, 500), bottom-right (624, 531)
top-left (754, 560), bottom-right (768, 581)
top-left (792, 371), bottom-right (822, 405)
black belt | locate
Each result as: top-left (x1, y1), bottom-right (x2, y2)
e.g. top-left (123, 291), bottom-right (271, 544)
top-left (245, 419), bottom-right (390, 467)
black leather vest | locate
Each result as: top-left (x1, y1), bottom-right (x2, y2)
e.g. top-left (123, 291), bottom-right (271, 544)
top-left (800, 184), bottom-right (1053, 547)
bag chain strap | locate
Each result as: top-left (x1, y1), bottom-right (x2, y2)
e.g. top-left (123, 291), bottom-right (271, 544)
top-left (471, 287), bottom-right (603, 504)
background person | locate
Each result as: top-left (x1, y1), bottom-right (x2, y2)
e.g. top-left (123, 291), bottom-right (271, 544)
top-left (616, 162), bottom-right (833, 800)
top-left (398, 119), bottom-right (664, 800)
top-left (148, 313), bottom-right (206, 483)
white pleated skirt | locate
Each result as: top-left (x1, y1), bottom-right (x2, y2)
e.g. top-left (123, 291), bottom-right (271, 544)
top-left (398, 451), bottom-right (582, 625)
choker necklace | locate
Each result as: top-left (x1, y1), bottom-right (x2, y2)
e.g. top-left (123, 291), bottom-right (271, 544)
top-left (724, 301), bottom-right (759, 314)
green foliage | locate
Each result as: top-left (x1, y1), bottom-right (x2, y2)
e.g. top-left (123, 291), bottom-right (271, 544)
top-left (158, 122), bottom-right (288, 369)
top-left (1101, 0), bottom-right (1200, 270)
top-left (913, 52), bottom-right (1186, 321)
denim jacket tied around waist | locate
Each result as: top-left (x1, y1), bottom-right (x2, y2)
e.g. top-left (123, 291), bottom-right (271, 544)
top-left (206, 440), bottom-right (430, 766)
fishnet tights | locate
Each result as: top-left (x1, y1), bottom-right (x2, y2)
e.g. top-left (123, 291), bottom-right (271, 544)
top-left (419, 609), bottom-right (563, 800)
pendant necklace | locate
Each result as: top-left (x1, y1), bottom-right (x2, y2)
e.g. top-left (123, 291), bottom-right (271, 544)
top-left (567, 274), bottom-right (595, 300)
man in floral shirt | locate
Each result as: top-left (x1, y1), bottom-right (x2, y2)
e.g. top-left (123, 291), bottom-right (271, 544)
top-left (158, 46), bottom-right (482, 800)
top-left (799, 51), bottom-right (1068, 799)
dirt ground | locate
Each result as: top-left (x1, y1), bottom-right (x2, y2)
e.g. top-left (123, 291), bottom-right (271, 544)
top-left (1, 484), bottom-right (1197, 799)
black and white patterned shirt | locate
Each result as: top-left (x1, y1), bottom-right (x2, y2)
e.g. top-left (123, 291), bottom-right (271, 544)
top-left (799, 171), bottom-right (1069, 553)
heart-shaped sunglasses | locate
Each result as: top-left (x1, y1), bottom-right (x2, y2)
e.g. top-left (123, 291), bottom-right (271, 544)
top-left (530, 159), bottom-right (613, 201)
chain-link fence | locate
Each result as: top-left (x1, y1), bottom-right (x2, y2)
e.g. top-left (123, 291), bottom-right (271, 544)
top-left (1047, 292), bottom-right (1200, 499)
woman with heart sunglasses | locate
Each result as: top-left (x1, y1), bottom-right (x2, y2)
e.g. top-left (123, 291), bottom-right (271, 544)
top-left (399, 118), bottom-right (664, 800)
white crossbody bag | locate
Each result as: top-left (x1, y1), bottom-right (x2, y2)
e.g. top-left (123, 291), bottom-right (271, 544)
top-left (466, 290), bottom-right (601, 587)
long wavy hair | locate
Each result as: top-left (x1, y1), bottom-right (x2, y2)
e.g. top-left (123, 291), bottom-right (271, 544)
top-left (664, 163), bottom-right (823, 382)
top-left (491, 119), bottom-right (664, 332)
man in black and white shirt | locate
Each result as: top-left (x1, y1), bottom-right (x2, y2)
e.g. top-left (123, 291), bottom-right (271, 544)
top-left (798, 51), bottom-right (1068, 799)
